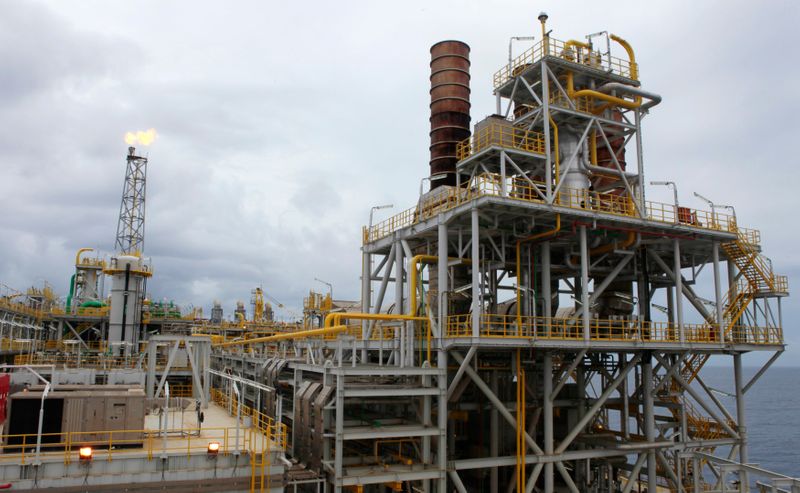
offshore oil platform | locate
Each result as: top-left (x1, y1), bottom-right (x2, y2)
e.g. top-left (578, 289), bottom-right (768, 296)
top-left (0, 14), bottom-right (795, 493)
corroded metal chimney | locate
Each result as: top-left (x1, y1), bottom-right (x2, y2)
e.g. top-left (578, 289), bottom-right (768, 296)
top-left (429, 40), bottom-right (471, 189)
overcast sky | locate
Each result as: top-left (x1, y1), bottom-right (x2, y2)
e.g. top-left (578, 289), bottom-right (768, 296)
top-left (1, 0), bottom-right (798, 362)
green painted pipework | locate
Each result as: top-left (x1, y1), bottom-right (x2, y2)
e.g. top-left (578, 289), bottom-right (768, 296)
top-left (66, 274), bottom-right (76, 312)
top-left (80, 300), bottom-right (105, 308)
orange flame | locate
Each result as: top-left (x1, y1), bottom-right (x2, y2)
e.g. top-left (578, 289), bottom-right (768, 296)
top-left (124, 128), bottom-right (158, 146)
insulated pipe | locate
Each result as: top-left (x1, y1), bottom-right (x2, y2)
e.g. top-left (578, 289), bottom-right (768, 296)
top-left (566, 71), bottom-right (642, 111)
top-left (549, 115), bottom-right (560, 196)
top-left (583, 134), bottom-right (638, 179)
top-left (610, 34), bottom-right (638, 80)
top-left (596, 82), bottom-right (661, 110)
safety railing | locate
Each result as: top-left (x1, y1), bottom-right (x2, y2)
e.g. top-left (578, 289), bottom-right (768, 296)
top-left (210, 388), bottom-right (287, 449)
top-left (0, 338), bottom-right (35, 352)
top-left (549, 91), bottom-right (595, 113)
top-left (444, 314), bottom-right (782, 345)
top-left (170, 384), bottom-right (194, 397)
top-left (493, 36), bottom-right (637, 90)
top-left (43, 340), bottom-right (107, 352)
top-left (12, 353), bottom-right (182, 370)
top-left (0, 426), bottom-right (268, 466)
top-left (738, 227), bottom-right (761, 246)
top-left (364, 171), bottom-right (739, 244)
top-left (0, 298), bottom-right (45, 320)
top-left (456, 123), bottom-right (546, 161)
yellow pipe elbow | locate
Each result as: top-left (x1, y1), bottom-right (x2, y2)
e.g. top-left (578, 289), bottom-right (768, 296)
top-left (566, 70), bottom-right (641, 112)
top-left (75, 248), bottom-right (93, 266)
top-left (610, 34), bottom-right (638, 80)
top-left (565, 39), bottom-right (592, 61)
top-left (573, 89), bottom-right (641, 110)
top-left (590, 231), bottom-right (637, 257)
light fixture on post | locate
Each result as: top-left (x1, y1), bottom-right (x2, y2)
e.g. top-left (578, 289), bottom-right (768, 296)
top-left (650, 181), bottom-right (679, 222)
top-left (693, 192), bottom-right (719, 229)
top-left (314, 278), bottom-right (333, 305)
top-left (368, 204), bottom-right (393, 232)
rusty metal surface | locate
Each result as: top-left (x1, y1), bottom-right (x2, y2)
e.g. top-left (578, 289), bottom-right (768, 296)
top-left (430, 40), bottom-right (471, 188)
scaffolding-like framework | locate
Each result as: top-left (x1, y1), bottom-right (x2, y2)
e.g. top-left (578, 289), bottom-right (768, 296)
top-left (270, 19), bottom-right (791, 493)
top-left (115, 146), bottom-right (148, 255)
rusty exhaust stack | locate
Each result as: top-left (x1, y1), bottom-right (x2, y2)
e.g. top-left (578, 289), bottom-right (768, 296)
top-left (429, 40), bottom-right (471, 189)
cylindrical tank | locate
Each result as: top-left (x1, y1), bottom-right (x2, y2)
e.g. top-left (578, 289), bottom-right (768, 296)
top-left (108, 255), bottom-right (147, 351)
top-left (235, 301), bottom-right (246, 321)
top-left (559, 131), bottom-right (590, 207)
top-left (430, 40), bottom-right (471, 189)
top-left (210, 301), bottom-right (223, 324)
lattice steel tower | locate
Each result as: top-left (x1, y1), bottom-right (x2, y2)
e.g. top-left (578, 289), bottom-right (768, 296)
top-left (115, 146), bottom-right (148, 255)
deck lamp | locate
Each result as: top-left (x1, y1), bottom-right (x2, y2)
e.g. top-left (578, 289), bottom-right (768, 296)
top-left (207, 441), bottom-right (220, 456)
top-left (79, 446), bottom-right (93, 462)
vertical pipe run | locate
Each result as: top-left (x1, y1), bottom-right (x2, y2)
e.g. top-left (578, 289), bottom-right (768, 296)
top-left (712, 242), bottom-right (725, 342)
top-left (674, 240), bottom-right (685, 343)
top-left (734, 353), bottom-right (749, 491)
top-left (437, 220), bottom-right (449, 492)
top-left (543, 353), bottom-right (554, 493)
top-left (438, 221), bottom-right (448, 340)
top-left (471, 208), bottom-right (481, 338)
top-left (542, 62), bottom-right (553, 200)
top-left (361, 249), bottom-right (371, 362)
top-left (395, 242), bottom-right (404, 368)
top-left (579, 226), bottom-right (591, 340)
top-left (635, 109), bottom-right (646, 216)
top-left (543, 242), bottom-right (552, 321)
top-left (490, 371), bottom-right (499, 493)
top-left (643, 354), bottom-right (657, 492)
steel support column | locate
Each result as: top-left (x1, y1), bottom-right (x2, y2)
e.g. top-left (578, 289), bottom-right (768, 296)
top-left (579, 226), bottom-right (590, 341)
top-left (437, 220), bottom-right (448, 492)
top-left (471, 208), bottom-right (481, 338)
top-left (674, 240), bottom-right (685, 343)
top-left (734, 352), bottom-right (749, 492)
top-left (713, 242), bottom-right (725, 341)
top-left (643, 355), bottom-right (657, 492)
top-left (543, 353), bottom-right (554, 493)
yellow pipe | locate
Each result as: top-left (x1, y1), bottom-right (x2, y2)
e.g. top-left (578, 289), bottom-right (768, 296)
top-left (75, 248), bottom-right (93, 266)
top-left (408, 254), bottom-right (471, 364)
top-left (515, 214), bottom-right (561, 331)
top-left (590, 130), bottom-right (597, 165)
top-left (548, 115), bottom-right (560, 196)
top-left (409, 255), bottom-right (471, 316)
top-left (610, 34), bottom-right (638, 80)
top-left (566, 71), bottom-right (641, 111)
top-left (590, 231), bottom-right (637, 257)
top-left (539, 16), bottom-right (548, 53)
top-left (565, 39), bottom-right (591, 62)
top-left (569, 231), bottom-right (637, 265)
top-left (213, 325), bottom-right (349, 347)
top-left (324, 312), bottom-right (428, 328)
